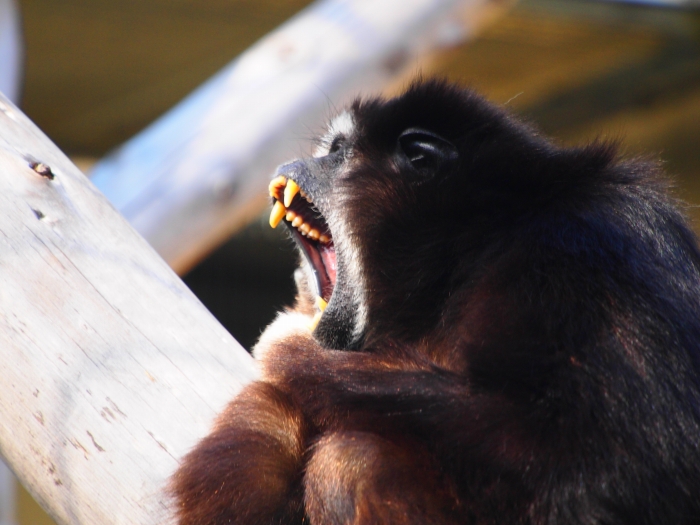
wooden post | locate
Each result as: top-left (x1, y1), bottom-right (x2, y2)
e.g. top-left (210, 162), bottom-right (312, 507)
top-left (89, 0), bottom-right (513, 274)
top-left (0, 94), bottom-right (257, 525)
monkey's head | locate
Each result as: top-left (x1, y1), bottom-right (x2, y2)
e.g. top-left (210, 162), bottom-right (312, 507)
top-left (269, 80), bottom-right (606, 350)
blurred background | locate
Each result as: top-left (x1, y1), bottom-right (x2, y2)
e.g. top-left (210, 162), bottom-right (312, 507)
top-left (2, 0), bottom-right (700, 522)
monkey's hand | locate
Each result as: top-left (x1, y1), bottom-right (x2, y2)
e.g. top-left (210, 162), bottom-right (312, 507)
top-left (251, 310), bottom-right (318, 362)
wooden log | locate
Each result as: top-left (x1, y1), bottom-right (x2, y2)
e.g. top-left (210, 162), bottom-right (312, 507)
top-left (0, 93), bottom-right (257, 525)
top-left (89, 0), bottom-right (513, 274)
top-left (0, 2), bottom-right (23, 520)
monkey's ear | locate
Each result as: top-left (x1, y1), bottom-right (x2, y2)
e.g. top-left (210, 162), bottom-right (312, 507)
top-left (397, 128), bottom-right (458, 181)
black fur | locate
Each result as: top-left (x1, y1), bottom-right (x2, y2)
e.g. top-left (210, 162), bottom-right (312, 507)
top-left (172, 80), bottom-right (700, 525)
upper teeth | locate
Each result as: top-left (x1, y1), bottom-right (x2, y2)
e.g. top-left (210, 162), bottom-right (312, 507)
top-left (269, 201), bottom-right (286, 228)
top-left (284, 180), bottom-right (300, 207)
top-left (268, 176), bottom-right (330, 244)
top-left (269, 175), bottom-right (287, 200)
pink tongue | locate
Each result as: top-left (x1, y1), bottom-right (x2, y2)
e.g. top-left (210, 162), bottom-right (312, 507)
top-left (320, 244), bottom-right (337, 286)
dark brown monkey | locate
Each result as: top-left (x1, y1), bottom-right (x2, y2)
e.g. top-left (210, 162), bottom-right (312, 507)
top-left (172, 80), bottom-right (700, 525)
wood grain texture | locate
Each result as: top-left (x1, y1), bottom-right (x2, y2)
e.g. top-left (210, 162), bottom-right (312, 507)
top-left (0, 93), bottom-right (257, 525)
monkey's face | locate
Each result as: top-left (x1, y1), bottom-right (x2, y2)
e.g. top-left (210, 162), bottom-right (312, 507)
top-left (268, 83), bottom-right (533, 350)
top-left (269, 109), bottom-right (376, 350)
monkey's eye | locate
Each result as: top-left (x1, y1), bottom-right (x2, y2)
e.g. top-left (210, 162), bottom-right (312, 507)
top-left (397, 128), bottom-right (458, 180)
top-left (328, 136), bottom-right (344, 155)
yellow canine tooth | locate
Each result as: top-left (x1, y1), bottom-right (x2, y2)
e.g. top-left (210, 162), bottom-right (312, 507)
top-left (269, 200), bottom-right (286, 228)
top-left (268, 175), bottom-right (287, 199)
top-left (284, 179), bottom-right (301, 207)
top-left (316, 297), bottom-right (328, 312)
top-left (308, 311), bottom-right (322, 331)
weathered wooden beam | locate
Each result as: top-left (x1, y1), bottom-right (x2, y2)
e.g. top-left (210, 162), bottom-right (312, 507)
top-left (0, 93), bottom-right (256, 525)
top-left (89, 0), bottom-right (513, 275)
top-left (0, 1), bottom-right (24, 521)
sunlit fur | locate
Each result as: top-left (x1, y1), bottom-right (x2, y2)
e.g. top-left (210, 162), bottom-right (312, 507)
top-left (313, 111), bottom-right (355, 158)
top-left (172, 80), bottom-right (700, 525)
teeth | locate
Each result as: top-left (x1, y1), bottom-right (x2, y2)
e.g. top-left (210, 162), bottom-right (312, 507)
top-left (268, 175), bottom-right (287, 200)
top-left (308, 298), bottom-right (327, 330)
top-left (269, 200), bottom-right (286, 228)
top-left (284, 180), bottom-right (300, 207)
top-left (308, 311), bottom-right (322, 331)
top-left (268, 177), bottom-right (331, 244)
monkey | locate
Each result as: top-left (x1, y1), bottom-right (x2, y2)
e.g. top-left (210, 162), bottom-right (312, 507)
top-left (171, 80), bottom-right (700, 525)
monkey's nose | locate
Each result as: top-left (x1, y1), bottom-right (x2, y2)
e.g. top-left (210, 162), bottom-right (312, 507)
top-left (276, 159), bottom-right (311, 183)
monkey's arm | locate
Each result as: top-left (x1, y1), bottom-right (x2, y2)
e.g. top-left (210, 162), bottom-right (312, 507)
top-left (252, 316), bottom-right (514, 525)
top-left (172, 312), bottom-right (520, 525)
top-left (304, 430), bottom-right (461, 525)
top-left (257, 320), bottom-right (470, 435)
top-left (171, 381), bottom-right (308, 525)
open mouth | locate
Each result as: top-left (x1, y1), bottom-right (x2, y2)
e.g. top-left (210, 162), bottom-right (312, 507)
top-left (269, 176), bottom-right (337, 322)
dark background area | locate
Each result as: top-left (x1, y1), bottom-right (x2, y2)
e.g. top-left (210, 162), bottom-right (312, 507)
top-left (182, 216), bottom-right (299, 350)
